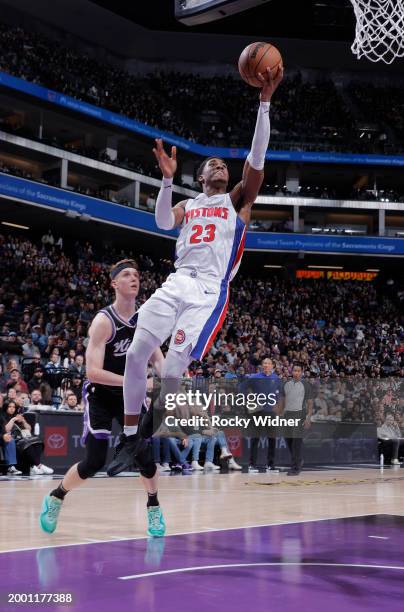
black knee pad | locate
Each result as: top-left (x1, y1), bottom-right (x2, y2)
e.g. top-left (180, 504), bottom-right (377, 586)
top-left (134, 437), bottom-right (156, 479)
top-left (77, 457), bottom-right (104, 479)
top-left (77, 434), bottom-right (108, 479)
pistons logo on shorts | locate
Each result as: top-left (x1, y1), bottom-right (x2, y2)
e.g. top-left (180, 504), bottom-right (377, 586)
top-left (174, 329), bottom-right (186, 345)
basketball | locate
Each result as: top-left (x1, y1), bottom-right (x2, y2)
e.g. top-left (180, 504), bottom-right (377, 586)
top-left (238, 42), bottom-right (283, 87)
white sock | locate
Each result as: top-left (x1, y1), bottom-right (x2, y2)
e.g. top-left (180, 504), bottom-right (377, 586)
top-left (124, 425), bottom-right (138, 436)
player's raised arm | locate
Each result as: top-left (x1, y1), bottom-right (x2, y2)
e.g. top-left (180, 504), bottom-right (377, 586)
top-left (152, 138), bottom-right (186, 229)
top-left (231, 65), bottom-right (284, 224)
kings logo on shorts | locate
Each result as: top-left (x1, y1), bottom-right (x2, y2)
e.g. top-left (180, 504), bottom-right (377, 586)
top-left (174, 329), bottom-right (186, 345)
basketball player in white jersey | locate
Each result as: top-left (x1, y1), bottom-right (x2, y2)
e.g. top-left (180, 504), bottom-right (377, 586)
top-left (108, 66), bottom-right (283, 476)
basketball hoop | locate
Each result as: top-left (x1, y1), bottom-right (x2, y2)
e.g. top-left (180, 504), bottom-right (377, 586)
top-left (349, 0), bottom-right (404, 64)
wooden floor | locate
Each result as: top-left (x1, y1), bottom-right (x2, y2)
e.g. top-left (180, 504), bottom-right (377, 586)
top-left (1, 467), bottom-right (404, 553)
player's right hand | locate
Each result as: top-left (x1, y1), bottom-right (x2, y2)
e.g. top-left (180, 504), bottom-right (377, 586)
top-left (152, 138), bottom-right (177, 179)
top-left (258, 65), bottom-right (284, 102)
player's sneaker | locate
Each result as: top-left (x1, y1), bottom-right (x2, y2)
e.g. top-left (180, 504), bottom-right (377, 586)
top-left (248, 465), bottom-right (259, 473)
top-left (191, 461), bottom-right (203, 470)
top-left (147, 506), bottom-right (166, 537)
top-left (39, 494), bottom-right (62, 534)
top-left (107, 433), bottom-right (140, 476)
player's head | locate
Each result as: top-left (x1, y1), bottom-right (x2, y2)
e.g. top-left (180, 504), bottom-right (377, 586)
top-left (197, 157), bottom-right (229, 191)
top-left (110, 259), bottom-right (140, 298)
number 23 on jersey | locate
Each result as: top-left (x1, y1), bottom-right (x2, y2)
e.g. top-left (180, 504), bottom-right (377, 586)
top-left (189, 224), bottom-right (216, 244)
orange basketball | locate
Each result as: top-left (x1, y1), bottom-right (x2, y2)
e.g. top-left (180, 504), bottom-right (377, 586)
top-left (238, 42), bottom-right (283, 88)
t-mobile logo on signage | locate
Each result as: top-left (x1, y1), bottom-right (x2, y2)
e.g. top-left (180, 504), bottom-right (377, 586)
top-left (44, 426), bottom-right (68, 456)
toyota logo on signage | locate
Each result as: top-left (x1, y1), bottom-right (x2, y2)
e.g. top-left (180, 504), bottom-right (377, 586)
top-left (48, 433), bottom-right (65, 449)
top-left (44, 426), bottom-right (68, 456)
top-left (223, 429), bottom-right (242, 457)
top-left (227, 437), bottom-right (241, 451)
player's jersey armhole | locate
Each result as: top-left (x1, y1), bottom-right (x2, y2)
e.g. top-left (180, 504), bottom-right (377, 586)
top-left (98, 309), bottom-right (116, 344)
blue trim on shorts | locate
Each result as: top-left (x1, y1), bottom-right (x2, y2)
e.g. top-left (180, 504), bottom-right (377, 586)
top-left (190, 281), bottom-right (228, 360)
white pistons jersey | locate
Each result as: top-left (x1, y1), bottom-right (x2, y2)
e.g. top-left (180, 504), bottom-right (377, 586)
top-left (137, 190), bottom-right (247, 361)
top-left (174, 192), bottom-right (246, 283)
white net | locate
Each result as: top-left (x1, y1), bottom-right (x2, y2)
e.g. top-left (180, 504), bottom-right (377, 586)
top-left (350, 0), bottom-right (404, 63)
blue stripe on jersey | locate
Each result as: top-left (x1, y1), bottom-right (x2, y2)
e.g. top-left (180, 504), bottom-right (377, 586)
top-left (191, 281), bottom-right (229, 360)
top-left (224, 215), bottom-right (245, 282)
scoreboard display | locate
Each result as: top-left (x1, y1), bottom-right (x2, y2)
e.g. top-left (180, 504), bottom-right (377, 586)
top-left (296, 270), bottom-right (379, 281)
top-left (175, 0), bottom-right (272, 25)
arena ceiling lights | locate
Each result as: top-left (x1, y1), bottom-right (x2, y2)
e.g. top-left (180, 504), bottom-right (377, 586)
top-left (175, 0), bottom-right (273, 25)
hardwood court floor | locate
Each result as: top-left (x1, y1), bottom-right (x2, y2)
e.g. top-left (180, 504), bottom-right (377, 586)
top-left (1, 467), bottom-right (404, 553)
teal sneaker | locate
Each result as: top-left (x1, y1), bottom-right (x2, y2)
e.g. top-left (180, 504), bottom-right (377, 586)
top-left (39, 494), bottom-right (63, 534)
top-left (147, 506), bottom-right (166, 537)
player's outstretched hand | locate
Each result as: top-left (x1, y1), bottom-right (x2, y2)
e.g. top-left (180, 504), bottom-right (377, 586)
top-left (152, 138), bottom-right (177, 179)
top-left (258, 65), bottom-right (284, 102)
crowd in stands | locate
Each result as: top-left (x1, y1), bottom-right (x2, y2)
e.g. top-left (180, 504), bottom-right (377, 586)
top-left (1, 22), bottom-right (404, 154)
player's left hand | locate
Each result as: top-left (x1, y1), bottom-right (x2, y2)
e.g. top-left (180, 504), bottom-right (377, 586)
top-left (152, 138), bottom-right (177, 179)
top-left (258, 65), bottom-right (284, 102)
top-left (304, 417), bottom-right (312, 429)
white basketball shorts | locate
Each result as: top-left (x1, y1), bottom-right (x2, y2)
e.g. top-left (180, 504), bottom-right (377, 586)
top-left (137, 268), bottom-right (230, 360)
